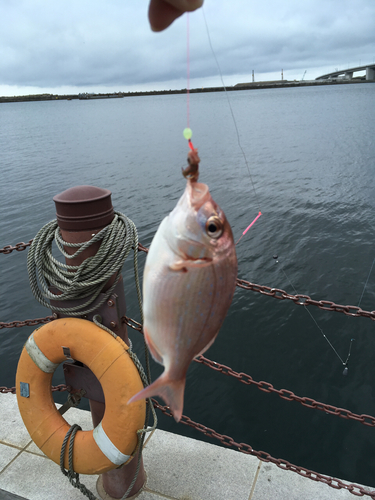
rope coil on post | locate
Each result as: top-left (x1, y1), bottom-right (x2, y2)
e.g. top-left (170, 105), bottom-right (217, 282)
top-left (27, 211), bottom-right (143, 318)
top-left (26, 209), bottom-right (151, 384)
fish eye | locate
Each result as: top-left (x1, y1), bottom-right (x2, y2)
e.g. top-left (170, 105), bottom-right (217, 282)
top-left (205, 216), bottom-right (223, 239)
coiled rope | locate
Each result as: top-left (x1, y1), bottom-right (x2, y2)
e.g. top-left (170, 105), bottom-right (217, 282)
top-left (27, 212), bottom-right (151, 384)
top-left (27, 212), bottom-right (143, 319)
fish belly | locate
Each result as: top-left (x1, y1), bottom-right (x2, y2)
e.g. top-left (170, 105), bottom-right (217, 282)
top-left (143, 228), bottom-right (235, 373)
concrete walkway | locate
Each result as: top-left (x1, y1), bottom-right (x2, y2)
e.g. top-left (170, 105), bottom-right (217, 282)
top-left (0, 392), bottom-right (373, 500)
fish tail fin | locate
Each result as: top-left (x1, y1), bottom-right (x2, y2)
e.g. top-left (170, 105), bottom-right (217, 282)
top-left (128, 373), bottom-right (185, 422)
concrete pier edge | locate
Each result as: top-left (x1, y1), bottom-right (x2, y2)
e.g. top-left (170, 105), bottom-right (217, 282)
top-left (1, 392), bottom-right (374, 500)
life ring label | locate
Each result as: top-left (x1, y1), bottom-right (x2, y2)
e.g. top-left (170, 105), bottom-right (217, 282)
top-left (19, 382), bottom-right (30, 398)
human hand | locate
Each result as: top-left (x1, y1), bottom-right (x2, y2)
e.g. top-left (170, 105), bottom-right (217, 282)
top-left (148, 0), bottom-right (204, 32)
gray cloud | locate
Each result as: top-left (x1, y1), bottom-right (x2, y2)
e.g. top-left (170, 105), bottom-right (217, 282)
top-left (0, 0), bottom-right (374, 93)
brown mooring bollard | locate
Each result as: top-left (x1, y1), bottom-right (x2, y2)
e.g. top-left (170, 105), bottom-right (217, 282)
top-left (52, 185), bottom-right (146, 499)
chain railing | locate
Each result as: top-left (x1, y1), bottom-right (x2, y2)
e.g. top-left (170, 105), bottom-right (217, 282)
top-left (0, 316), bottom-right (55, 330)
top-left (3, 311), bottom-right (375, 427)
top-left (0, 384), bottom-right (67, 394)
top-left (2, 238), bottom-right (375, 321)
top-left (6, 310), bottom-right (371, 430)
top-left (0, 240), bottom-right (33, 254)
top-left (2, 237), bottom-right (375, 496)
top-left (194, 355), bottom-right (375, 427)
top-left (236, 278), bottom-right (375, 320)
top-left (120, 313), bottom-right (375, 426)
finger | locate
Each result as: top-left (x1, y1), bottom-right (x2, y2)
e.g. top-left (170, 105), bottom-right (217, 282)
top-left (148, 0), bottom-right (182, 32)
top-left (148, 0), bottom-right (203, 32)
top-left (163, 0), bottom-right (203, 12)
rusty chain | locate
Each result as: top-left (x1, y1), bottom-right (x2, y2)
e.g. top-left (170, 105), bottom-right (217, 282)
top-left (0, 240), bottom-right (33, 254)
top-left (137, 242), bottom-right (149, 254)
top-left (2, 312), bottom-right (375, 428)
top-left (194, 355), bottom-right (375, 427)
top-left (122, 315), bottom-right (143, 332)
top-left (152, 398), bottom-right (375, 499)
top-left (121, 312), bottom-right (375, 427)
top-left (3, 238), bottom-right (374, 321)
top-left (0, 384), bottom-right (68, 394)
top-left (236, 278), bottom-right (375, 320)
top-left (0, 316), bottom-right (55, 330)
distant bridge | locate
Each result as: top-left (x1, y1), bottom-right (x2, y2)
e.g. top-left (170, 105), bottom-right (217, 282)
top-left (315, 64), bottom-right (375, 81)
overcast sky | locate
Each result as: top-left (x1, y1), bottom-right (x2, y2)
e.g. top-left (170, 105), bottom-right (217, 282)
top-left (0, 0), bottom-right (374, 96)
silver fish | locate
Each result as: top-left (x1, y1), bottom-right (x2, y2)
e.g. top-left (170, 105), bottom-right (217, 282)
top-left (129, 153), bottom-right (237, 421)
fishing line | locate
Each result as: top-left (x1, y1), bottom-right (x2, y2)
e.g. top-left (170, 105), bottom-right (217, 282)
top-left (186, 12), bottom-right (190, 130)
top-left (201, 7), bottom-right (262, 215)
top-left (273, 255), bottom-right (354, 373)
top-left (339, 251), bottom-right (375, 373)
top-left (357, 255), bottom-right (375, 308)
top-left (183, 13), bottom-right (194, 151)
top-left (198, 11), bottom-right (356, 374)
top-left (183, 8), bottom-right (261, 235)
top-left (181, 11), bottom-right (266, 362)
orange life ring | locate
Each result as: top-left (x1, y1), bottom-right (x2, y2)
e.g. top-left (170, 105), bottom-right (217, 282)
top-left (16, 318), bottom-right (146, 475)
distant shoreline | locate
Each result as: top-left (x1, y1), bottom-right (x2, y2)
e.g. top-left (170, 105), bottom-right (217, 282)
top-left (0, 78), bottom-right (372, 103)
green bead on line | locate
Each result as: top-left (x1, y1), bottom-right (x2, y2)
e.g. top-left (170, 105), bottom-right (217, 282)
top-left (183, 128), bottom-right (192, 140)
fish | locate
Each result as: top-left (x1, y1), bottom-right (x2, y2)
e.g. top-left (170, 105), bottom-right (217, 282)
top-left (128, 151), bottom-right (237, 421)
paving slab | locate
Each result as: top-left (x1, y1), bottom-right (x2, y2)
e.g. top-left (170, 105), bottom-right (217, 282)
top-left (251, 460), bottom-right (374, 500)
top-left (0, 445), bottom-right (21, 474)
top-left (23, 442), bottom-right (46, 458)
top-left (137, 489), bottom-right (177, 500)
top-left (142, 428), bottom-right (258, 500)
top-left (0, 452), bottom-right (98, 500)
top-left (0, 394), bottom-right (31, 449)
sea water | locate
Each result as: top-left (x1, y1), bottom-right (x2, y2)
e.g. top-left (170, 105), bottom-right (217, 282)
top-left (1, 83), bottom-right (375, 486)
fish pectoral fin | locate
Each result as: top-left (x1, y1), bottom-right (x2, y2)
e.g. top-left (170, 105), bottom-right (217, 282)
top-left (128, 373), bottom-right (186, 423)
top-left (169, 260), bottom-right (189, 272)
top-left (169, 257), bottom-right (212, 272)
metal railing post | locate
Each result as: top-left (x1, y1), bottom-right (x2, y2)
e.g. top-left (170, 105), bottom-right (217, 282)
top-left (53, 185), bottom-right (146, 499)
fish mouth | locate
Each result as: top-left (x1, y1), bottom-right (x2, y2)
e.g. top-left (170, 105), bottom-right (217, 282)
top-left (188, 181), bottom-right (210, 208)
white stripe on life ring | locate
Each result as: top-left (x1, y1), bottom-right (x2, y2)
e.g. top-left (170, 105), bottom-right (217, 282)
top-left (93, 422), bottom-right (131, 465)
top-left (25, 333), bottom-right (60, 373)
